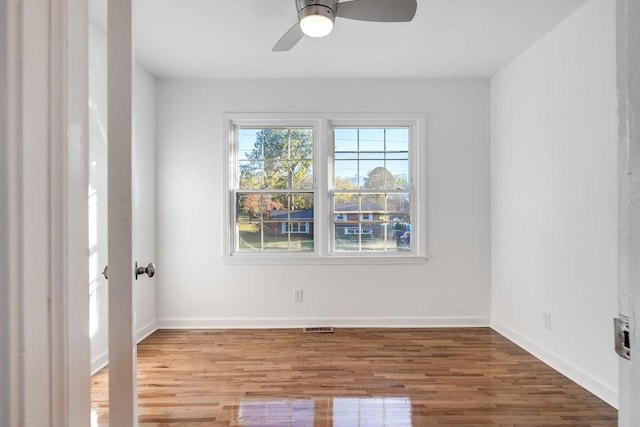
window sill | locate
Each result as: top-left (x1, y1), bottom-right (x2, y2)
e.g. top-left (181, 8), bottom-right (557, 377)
top-left (221, 254), bottom-right (428, 266)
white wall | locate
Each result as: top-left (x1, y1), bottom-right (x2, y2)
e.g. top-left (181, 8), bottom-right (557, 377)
top-left (89, 24), bottom-right (158, 373)
top-left (88, 23), bottom-right (109, 371)
top-left (133, 55), bottom-right (159, 340)
top-left (156, 79), bottom-right (491, 327)
top-left (491, 0), bottom-right (618, 407)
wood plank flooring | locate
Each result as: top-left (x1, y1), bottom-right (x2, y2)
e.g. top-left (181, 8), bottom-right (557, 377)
top-left (91, 328), bottom-right (617, 426)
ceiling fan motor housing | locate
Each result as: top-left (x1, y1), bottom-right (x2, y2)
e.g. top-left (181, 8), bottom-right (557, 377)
top-left (296, 0), bottom-right (338, 23)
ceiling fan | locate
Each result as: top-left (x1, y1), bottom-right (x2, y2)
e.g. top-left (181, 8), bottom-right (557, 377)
top-left (273, 0), bottom-right (418, 52)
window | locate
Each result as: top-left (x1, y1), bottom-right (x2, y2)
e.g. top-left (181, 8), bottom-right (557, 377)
top-left (332, 127), bottom-right (411, 252)
top-left (334, 213), bottom-right (348, 222)
top-left (224, 114), bottom-right (425, 263)
top-left (282, 221), bottom-right (310, 234)
top-left (359, 213), bottom-right (374, 222)
top-left (234, 127), bottom-right (314, 252)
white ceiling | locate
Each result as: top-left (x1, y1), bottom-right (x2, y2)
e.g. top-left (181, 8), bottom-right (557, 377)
top-left (91, 0), bottom-right (588, 79)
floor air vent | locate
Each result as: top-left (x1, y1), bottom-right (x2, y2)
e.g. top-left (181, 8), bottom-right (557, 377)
top-left (303, 327), bottom-right (335, 333)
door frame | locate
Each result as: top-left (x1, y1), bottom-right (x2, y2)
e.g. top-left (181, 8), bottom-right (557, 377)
top-left (0, 0), bottom-right (90, 425)
top-left (616, 0), bottom-right (640, 425)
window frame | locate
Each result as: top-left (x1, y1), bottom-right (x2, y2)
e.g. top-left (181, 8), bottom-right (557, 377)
top-left (223, 113), bottom-right (427, 265)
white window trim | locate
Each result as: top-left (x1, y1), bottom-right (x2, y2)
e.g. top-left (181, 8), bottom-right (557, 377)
top-left (222, 112), bottom-right (428, 265)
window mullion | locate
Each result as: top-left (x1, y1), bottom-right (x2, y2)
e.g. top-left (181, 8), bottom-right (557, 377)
top-left (316, 119), bottom-right (328, 256)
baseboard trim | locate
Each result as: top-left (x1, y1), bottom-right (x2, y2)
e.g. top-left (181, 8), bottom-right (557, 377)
top-left (90, 320), bottom-right (159, 375)
top-left (156, 316), bottom-right (490, 329)
top-left (137, 319), bottom-right (159, 342)
top-left (90, 350), bottom-right (109, 376)
top-left (491, 320), bottom-right (618, 409)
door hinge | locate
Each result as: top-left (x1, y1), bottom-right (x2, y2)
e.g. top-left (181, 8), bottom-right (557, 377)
top-left (614, 316), bottom-right (631, 360)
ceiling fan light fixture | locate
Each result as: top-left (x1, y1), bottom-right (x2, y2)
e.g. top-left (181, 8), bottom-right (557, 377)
top-left (274, 0), bottom-right (416, 52)
top-left (298, 4), bottom-right (335, 38)
top-left (300, 14), bottom-right (334, 37)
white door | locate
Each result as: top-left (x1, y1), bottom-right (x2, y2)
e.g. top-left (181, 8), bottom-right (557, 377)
top-left (89, 0), bottom-right (157, 424)
top-left (107, 0), bottom-right (136, 424)
top-left (107, 1), bottom-right (154, 425)
top-left (107, 0), bottom-right (136, 421)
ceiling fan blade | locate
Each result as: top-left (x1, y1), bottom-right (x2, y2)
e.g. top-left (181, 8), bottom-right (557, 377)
top-left (273, 22), bottom-right (305, 52)
top-left (336, 0), bottom-right (417, 22)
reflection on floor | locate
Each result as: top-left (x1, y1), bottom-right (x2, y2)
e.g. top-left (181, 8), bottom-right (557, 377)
top-left (333, 397), bottom-right (411, 427)
top-left (93, 397), bottom-right (415, 427)
top-left (91, 408), bottom-right (98, 427)
top-left (236, 397), bottom-right (411, 426)
top-left (92, 397), bottom-right (413, 426)
top-left (239, 399), bottom-right (315, 426)
top-left (91, 328), bottom-right (617, 426)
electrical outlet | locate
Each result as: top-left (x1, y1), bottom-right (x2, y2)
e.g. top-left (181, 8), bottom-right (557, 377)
top-left (294, 288), bottom-right (303, 303)
top-left (543, 312), bottom-right (552, 330)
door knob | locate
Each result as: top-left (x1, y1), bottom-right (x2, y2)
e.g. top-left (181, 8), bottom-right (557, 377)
top-left (135, 262), bottom-right (155, 280)
top-left (102, 265), bottom-right (109, 280)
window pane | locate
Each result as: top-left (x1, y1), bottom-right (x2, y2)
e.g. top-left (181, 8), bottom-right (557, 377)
top-left (292, 193), bottom-right (314, 211)
top-left (238, 129), bottom-right (260, 160)
top-left (395, 224), bottom-right (411, 250)
top-left (359, 152), bottom-right (385, 160)
top-left (237, 127), bottom-right (313, 191)
top-left (236, 193), bottom-right (286, 222)
top-left (332, 191), bottom-right (411, 253)
top-left (258, 129), bottom-right (290, 160)
top-left (387, 193), bottom-right (410, 216)
top-left (386, 160), bottom-right (409, 190)
top-left (362, 193), bottom-right (385, 211)
top-left (334, 193), bottom-right (358, 212)
top-left (271, 194), bottom-right (290, 217)
top-left (263, 160), bottom-right (288, 189)
top-left (386, 152), bottom-right (408, 160)
top-left (359, 223), bottom-right (389, 251)
top-left (236, 193), bottom-right (260, 221)
top-left (358, 128), bottom-right (384, 151)
top-left (262, 222), bottom-right (289, 250)
top-left (269, 194), bottom-right (314, 223)
top-left (335, 128), bottom-right (358, 152)
top-left (334, 222), bottom-right (362, 251)
top-left (360, 162), bottom-right (388, 189)
top-left (236, 191), bottom-right (313, 252)
top-left (385, 128), bottom-right (409, 152)
top-left (335, 152), bottom-right (357, 160)
top-left (291, 159), bottom-right (313, 190)
top-left (239, 160), bottom-right (263, 189)
top-left (262, 222), bottom-right (314, 251)
top-left (289, 129), bottom-right (313, 160)
top-left (334, 160), bottom-right (358, 189)
top-left (238, 222), bottom-right (261, 251)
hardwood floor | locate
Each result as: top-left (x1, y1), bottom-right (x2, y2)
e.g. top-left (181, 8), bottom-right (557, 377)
top-left (91, 328), bottom-right (617, 426)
